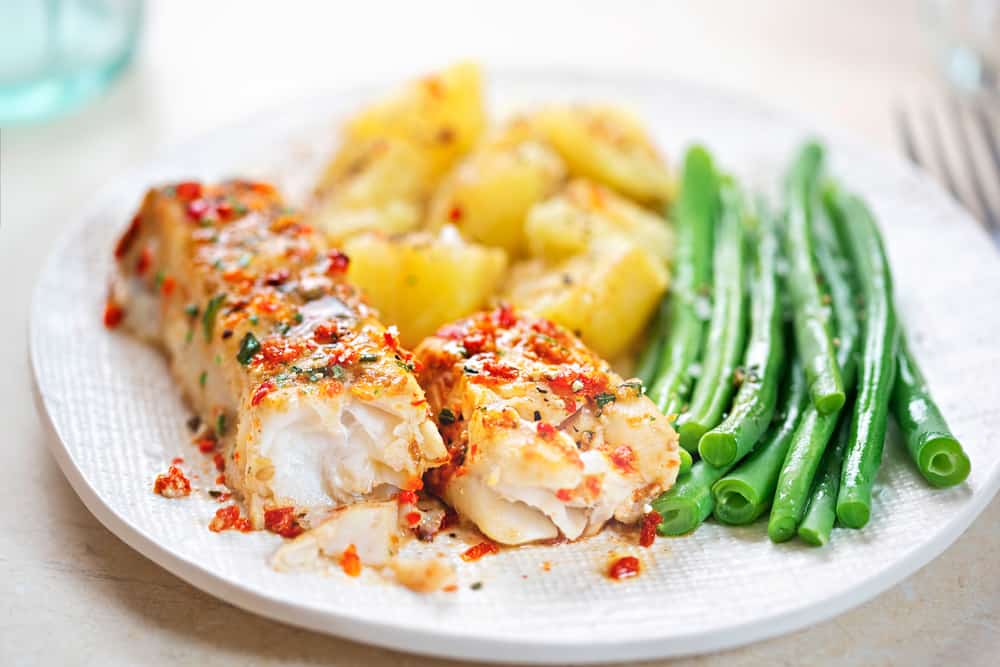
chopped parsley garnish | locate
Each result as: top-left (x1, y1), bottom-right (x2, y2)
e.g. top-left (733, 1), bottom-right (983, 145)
top-left (439, 408), bottom-right (457, 425)
top-left (216, 413), bottom-right (227, 436)
top-left (185, 329), bottom-right (194, 344)
top-left (395, 360), bottom-right (416, 373)
top-left (154, 270), bottom-right (165, 290)
top-left (277, 322), bottom-right (291, 335)
top-left (198, 371), bottom-right (207, 388)
top-left (470, 582), bottom-right (483, 590)
top-left (237, 253), bottom-right (252, 268)
top-left (293, 312), bottom-right (304, 324)
top-left (620, 380), bottom-right (644, 396)
top-left (202, 294), bottom-right (225, 341)
top-left (595, 392), bottom-right (616, 409)
top-left (184, 303), bottom-right (199, 319)
top-left (236, 332), bottom-right (260, 365)
top-left (359, 353), bottom-right (379, 363)
top-left (292, 364), bottom-right (346, 382)
top-left (249, 314), bottom-right (259, 325)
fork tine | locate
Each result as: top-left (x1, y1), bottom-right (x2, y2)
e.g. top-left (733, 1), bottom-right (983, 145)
top-left (924, 106), bottom-right (962, 202)
top-left (950, 98), bottom-right (1000, 232)
top-left (895, 105), bottom-right (921, 165)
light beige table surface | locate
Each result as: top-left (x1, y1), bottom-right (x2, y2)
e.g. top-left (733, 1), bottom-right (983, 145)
top-left (1, 1), bottom-right (997, 665)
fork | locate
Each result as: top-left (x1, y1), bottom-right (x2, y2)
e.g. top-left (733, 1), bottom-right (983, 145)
top-left (895, 99), bottom-right (1000, 246)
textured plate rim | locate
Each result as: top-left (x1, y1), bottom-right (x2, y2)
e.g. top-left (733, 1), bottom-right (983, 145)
top-left (29, 67), bottom-right (1000, 664)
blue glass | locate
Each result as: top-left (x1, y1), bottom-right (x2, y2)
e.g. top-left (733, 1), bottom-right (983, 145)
top-left (0, 0), bottom-right (143, 125)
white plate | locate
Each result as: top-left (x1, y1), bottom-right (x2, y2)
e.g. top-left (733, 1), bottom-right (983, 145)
top-left (30, 70), bottom-right (1000, 664)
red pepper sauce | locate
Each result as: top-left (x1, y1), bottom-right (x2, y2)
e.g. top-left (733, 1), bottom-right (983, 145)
top-left (209, 505), bottom-right (252, 532)
top-left (103, 300), bottom-right (124, 329)
top-left (153, 466), bottom-right (191, 498)
top-left (461, 541), bottom-right (500, 562)
top-left (609, 445), bottom-right (636, 473)
top-left (340, 544), bottom-right (362, 577)
top-left (639, 511), bottom-right (661, 547)
top-left (608, 556), bottom-right (640, 580)
top-left (263, 506), bottom-right (304, 539)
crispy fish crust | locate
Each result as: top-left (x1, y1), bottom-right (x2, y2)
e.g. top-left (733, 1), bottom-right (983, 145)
top-left (110, 181), bottom-right (447, 528)
top-left (415, 305), bottom-right (680, 544)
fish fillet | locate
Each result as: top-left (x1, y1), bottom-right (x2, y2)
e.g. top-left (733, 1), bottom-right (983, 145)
top-left (415, 306), bottom-right (680, 545)
top-left (109, 180), bottom-right (448, 528)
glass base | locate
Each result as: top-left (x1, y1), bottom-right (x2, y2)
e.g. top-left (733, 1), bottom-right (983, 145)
top-left (0, 48), bottom-right (133, 125)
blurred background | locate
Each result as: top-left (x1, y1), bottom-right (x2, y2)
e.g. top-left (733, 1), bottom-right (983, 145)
top-left (2, 0), bottom-right (998, 236)
top-left (0, 1), bottom-right (997, 665)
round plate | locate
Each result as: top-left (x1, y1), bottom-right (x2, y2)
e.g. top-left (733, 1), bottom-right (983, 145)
top-left (30, 70), bottom-right (1000, 664)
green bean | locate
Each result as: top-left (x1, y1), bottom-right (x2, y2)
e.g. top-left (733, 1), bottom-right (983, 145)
top-left (676, 185), bottom-right (748, 452)
top-left (797, 400), bottom-right (852, 546)
top-left (768, 406), bottom-right (840, 541)
top-left (699, 207), bottom-right (784, 467)
top-left (712, 358), bottom-right (807, 525)
top-left (635, 301), bottom-right (669, 388)
top-left (784, 143), bottom-right (845, 415)
top-left (768, 199), bottom-right (860, 542)
top-left (652, 460), bottom-right (729, 535)
top-left (892, 335), bottom-right (970, 487)
top-left (648, 146), bottom-right (718, 416)
top-left (826, 189), bottom-right (899, 529)
top-left (677, 447), bottom-right (693, 478)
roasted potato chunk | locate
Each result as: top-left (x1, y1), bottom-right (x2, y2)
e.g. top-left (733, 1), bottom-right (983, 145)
top-left (344, 228), bottom-right (508, 347)
top-left (504, 236), bottom-right (669, 359)
top-left (309, 137), bottom-right (429, 243)
top-left (345, 61), bottom-right (486, 180)
top-left (426, 141), bottom-right (565, 256)
top-left (531, 105), bottom-right (674, 204)
top-left (524, 179), bottom-right (674, 266)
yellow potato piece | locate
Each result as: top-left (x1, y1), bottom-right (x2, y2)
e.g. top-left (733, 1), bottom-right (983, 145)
top-left (309, 137), bottom-right (429, 243)
top-left (525, 180), bottom-right (674, 266)
top-left (426, 141), bottom-right (565, 256)
top-left (344, 228), bottom-right (508, 347)
top-left (345, 61), bottom-right (486, 180)
top-left (505, 237), bottom-right (669, 359)
top-left (532, 105), bottom-right (674, 204)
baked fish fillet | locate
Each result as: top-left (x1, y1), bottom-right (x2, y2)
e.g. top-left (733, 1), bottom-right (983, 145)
top-left (109, 180), bottom-right (448, 528)
top-left (415, 306), bottom-right (680, 545)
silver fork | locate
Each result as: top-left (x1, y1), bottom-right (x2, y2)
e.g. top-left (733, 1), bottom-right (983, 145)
top-left (896, 99), bottom-right (1000, 246)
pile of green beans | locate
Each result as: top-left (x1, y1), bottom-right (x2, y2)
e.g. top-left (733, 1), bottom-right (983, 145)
top-left (699, 204), bottom-right (784, 468)
top-left (647, 140), bottom-right (971, 547)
